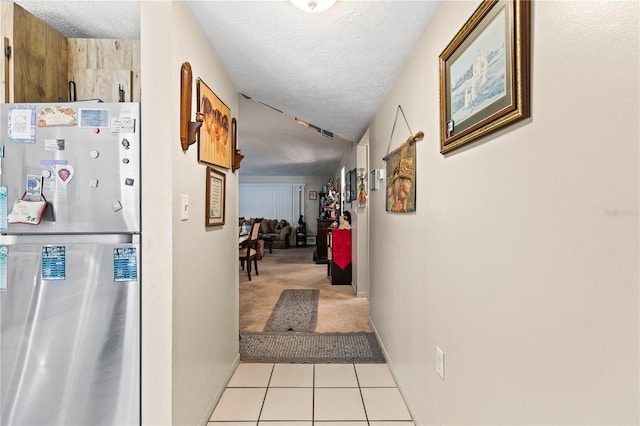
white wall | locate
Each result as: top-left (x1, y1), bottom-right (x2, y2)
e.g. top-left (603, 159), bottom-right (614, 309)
top-left (336, 136), bottom-right (368, 296)
top-left (368, 1), bottom-right (639, 424)
top-left (354, 140), bottom-right (369, 297)
top-left (140, 3), bottom-right (173, 423)
top-left (141, 2), bottom-right (240, 425)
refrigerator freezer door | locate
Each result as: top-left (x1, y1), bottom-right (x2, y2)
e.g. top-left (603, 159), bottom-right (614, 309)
top-left (0, 102), bottom-right (140, 234)
top-left (0, 235), bottom-right (140, 426)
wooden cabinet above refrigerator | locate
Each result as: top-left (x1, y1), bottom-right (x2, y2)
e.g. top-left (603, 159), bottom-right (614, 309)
top-left (1, 2), bottom-right (140, 103)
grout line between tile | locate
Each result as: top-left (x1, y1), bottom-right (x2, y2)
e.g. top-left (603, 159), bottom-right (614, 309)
top-left (312, 364), bottom-right (316, 425)
top-left (255, 363), bottom-right (275, 423)
top-left (221, 362), bottom-right (415, 425)
top-left (353, 363), bottom-right (371, 425)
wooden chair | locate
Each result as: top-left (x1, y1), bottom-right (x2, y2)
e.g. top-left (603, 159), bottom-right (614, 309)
top-left (239, 218), bottom-right (262, 281)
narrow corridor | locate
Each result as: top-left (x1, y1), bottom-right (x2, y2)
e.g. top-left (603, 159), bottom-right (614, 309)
top-left (209, 362), bottom-right (414, 425)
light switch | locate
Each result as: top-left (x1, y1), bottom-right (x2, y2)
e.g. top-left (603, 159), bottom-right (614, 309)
top-left (181, 194), bottom-right (189, 220)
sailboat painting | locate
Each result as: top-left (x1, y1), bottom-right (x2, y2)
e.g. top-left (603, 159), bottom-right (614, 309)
top-left (439, 0), bottom-right (531, 154)
top-left (450, 9), bottom-right (507, 125)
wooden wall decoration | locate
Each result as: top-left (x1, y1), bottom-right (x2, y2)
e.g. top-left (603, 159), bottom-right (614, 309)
top-left (231, 117), bottom-right (244, 172)
top-left (180, 62), bottom-right (202, 151)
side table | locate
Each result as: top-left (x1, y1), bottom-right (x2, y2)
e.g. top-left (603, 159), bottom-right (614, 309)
top-left (262, 235), bottom-right (274, 253)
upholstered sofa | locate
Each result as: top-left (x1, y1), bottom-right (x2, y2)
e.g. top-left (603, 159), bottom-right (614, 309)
top-left (259, 219), bottom-right (292, 249)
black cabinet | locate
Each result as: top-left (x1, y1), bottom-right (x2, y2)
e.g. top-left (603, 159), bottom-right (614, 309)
top-left (314, 219), bottom-right (333, 264)
top-left (331, 262), bottom-right (352, 285)
top-left (328, 229), bottom-right (352, 285)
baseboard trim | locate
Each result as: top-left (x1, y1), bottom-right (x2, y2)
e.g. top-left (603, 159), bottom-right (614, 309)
top-left (369, 318), bottom-right (418, 424)
top-left (200, 353), bottom-right (240, 426)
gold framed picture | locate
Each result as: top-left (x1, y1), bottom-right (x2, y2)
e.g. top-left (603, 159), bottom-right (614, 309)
top-left (197, 78), bottom-right (231, 169)
top-left (439, 0), bottom-right (531, 154)
top-left (205, 167), bottom-right (225, 227)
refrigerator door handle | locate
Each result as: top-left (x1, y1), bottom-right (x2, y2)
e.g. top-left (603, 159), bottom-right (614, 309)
top-left (0, 233), bottom-right (138, 245)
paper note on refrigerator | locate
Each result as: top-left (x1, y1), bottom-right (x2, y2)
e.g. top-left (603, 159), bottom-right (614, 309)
top-left (114, 247), bottom-right (137, 282)
top-left (42, 246), bottom-right (66, 280)
top-left (7, 107), bottom-right (36, 142)
top-left (111, 117), bottom-right (135, 133)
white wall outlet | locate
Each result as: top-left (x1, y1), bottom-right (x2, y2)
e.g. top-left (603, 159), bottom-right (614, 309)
top-left (436, 346), bottom-right (445, 380)
top-left (181, 194), bottom-right (189, 221)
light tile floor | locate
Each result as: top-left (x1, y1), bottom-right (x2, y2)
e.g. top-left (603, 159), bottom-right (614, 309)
top-left (209, 363), bottom-right (414, 425)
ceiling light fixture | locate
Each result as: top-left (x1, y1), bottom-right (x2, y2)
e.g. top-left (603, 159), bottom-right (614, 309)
top-left (294, 117), bottom-right (310, 127)
top-left (337, 134), bottom-right (353, 144)
top-left (290, 0), bottom-right (337, 13)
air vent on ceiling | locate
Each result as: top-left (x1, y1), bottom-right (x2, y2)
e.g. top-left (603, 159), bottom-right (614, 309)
top-left (244, 96), bottom-right (352, 142)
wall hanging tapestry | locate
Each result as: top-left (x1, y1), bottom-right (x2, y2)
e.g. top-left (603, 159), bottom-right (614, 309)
top-left (383, 105), bottom-right (423, 213)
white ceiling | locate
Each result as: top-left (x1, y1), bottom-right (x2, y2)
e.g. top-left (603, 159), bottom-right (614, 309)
top-left (14, 0), bottom-right (440, 176)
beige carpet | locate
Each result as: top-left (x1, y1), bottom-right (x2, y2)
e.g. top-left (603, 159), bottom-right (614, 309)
top-left (240, 246), bottom-right (371, 333)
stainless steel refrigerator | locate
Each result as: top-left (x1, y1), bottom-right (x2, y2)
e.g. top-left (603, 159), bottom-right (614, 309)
top-left (0, 102), bottom-right (140, 425)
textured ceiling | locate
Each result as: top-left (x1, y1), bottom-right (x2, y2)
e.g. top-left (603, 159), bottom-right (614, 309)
top-left (13, 0), bottom-right (440, 176)
top-left (14, 0), bottom-right (140, 39)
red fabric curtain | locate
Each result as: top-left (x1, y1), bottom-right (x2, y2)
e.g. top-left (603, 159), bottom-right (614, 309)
top-left (332, 229), bottom-right (351, 270)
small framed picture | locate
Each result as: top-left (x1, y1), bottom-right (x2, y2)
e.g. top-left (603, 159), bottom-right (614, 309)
top-left (205, 167), bottom-right (225, 227)
top-left (309, 191), bottom-right (318, 200)
top-left (370, 170), bottom-right (380, 191)
top-left (26, 174), bottom-right (43, 200)
top-left (350, 168), bottom-right (357, 202)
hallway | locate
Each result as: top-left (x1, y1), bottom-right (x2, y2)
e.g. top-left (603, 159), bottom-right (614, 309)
top-left (224, 246), bottom-right (414, 424)
top-left (209, 362), bottom-right (414, 425)
top-left (239, 246), bottom-right (370, 333)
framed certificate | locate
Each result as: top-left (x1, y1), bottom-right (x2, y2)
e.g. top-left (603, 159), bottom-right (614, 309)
top-left (205, 167), bottom-right (225, 227)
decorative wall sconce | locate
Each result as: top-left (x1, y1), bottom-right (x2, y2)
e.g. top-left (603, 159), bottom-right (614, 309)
top-left (231, 117), bottom-right (244, 172)
top-left (357, 167), bottom-right (368, 207)
top-left (180, 62), bottom-right (203, 151)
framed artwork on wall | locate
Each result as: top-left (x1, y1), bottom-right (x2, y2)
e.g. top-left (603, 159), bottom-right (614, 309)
top-left (309, 191), bottom-right (318, 200)
top-left (439, 0), bottom-right (531, 154)
top-left (385, 141), bottom-right (416, 213)
top-left (205, 167), bottom-right (225, 227)
top-left (197, 78), bottom-right (231, 168)
top-left (350, 168), bottom-right (357, 202)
